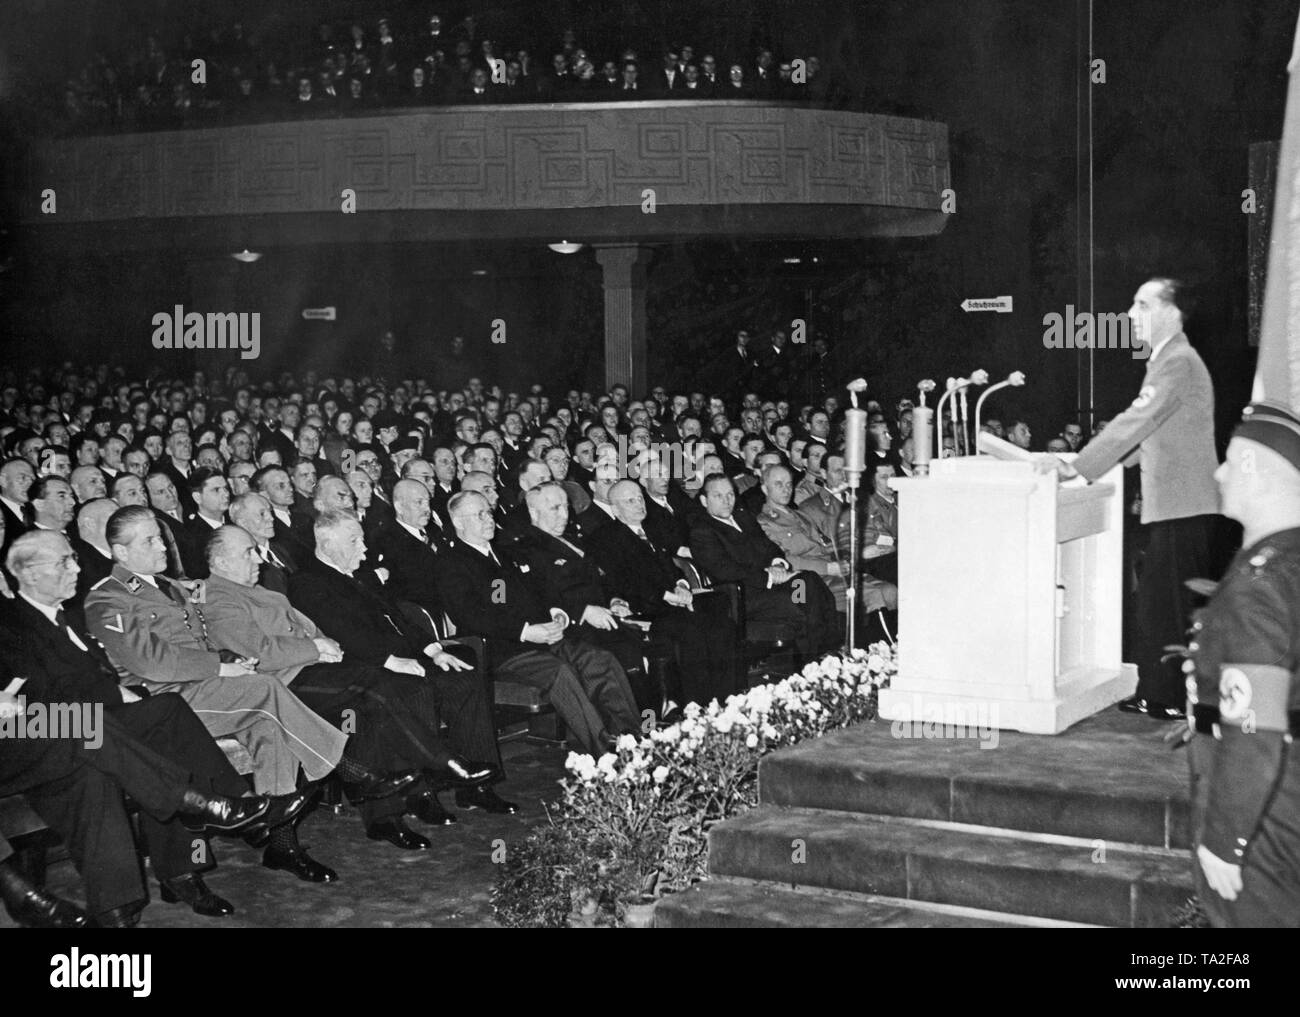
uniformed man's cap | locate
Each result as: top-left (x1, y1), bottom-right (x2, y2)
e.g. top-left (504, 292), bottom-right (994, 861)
top-left (1236, 401), bottom-right (1300, 472)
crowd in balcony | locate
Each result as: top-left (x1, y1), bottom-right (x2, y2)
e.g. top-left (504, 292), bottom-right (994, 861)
top-left (48, 12), bottom-right (842, 134)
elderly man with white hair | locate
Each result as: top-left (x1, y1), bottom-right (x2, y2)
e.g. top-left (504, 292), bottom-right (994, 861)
top-left (437, 490), bottom-right (639, 756)
top-left (205, 522), bottom-right (497, 853)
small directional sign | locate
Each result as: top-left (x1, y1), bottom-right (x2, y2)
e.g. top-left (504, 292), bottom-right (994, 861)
top-left (302, 306), bottom-right (337, 321)
top-left (960, 296), bottom-right (1014, 313)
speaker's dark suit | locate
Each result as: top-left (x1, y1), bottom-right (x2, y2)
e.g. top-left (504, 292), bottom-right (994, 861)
top-left (585, 517), bottom-right (740, 705)
top-left (434, 537), bottom-right (638, 754)
top-left (689, 508), bottom-right (839, 658)
top-left (285, 557), bottom-right (501, 781)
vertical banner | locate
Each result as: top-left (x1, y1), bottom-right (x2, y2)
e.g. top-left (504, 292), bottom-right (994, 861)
top-left (1256, 13), bottom-right (1300, 407)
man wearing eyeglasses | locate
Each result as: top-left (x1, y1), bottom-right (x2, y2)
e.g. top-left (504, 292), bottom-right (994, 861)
top-left (1, 529), bottom-right (296, 921)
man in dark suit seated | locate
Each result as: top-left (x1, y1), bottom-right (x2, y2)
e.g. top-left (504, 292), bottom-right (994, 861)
top-left (1, 531), bottom-right (298, 920)
top-left (367, 479), bottom-right (445, 618)
top-left (397, 461), bottom-right (453, 546)
top-left (253, 464), bottom-right (313, 562)
top-left (285, 511), bottom-right (513, 824)
top-left (0, 687), bottom-right (269, 927)
top-left (228, 491), bottom-right (296, 594)
top-left (436, 491), bottom-right (640, 756)
top-left (69, 498), bottom-right (117, 608)
top-left (509, 483), bottom-right (652, 709)
top-left (0, 457), bottom-right (34, 557)
top-left (689, 473), bottom-right (840, 660)
top-left (639, 455), bottom-right (692, 555)
top-left (180, 467), bottom-right (230, 578)
top-left (589, 480), bottom-right (741, 707)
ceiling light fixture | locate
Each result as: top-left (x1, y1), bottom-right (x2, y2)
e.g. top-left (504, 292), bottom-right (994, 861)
top-left (231, 249), bottom-right (262, 263)
top-left (547, 241), bottom-right (584, 254)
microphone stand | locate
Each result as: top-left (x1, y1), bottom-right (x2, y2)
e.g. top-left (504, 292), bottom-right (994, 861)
top-left (973, 371), bottom-right (1026, 443)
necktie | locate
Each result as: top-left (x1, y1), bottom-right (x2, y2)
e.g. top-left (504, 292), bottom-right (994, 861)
top-left (53, 609), bottom-right (89, 653)
top-left (263, 545), bottom-right (285, 569)
top-left (418, 529), bottom-right (429, 543)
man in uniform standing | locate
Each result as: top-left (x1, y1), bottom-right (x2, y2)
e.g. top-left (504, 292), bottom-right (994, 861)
top-left (1185, 401), bottom-right (1300, 928)
top-left (1039, 277), bottom-right (1220, 719)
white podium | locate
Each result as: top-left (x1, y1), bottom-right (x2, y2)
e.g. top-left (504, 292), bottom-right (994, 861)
top-left (877, 456), bottom-right (1137, 735)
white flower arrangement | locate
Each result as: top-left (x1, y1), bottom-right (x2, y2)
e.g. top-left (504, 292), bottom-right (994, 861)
top-left (495, 644), bottom-right (897, 927)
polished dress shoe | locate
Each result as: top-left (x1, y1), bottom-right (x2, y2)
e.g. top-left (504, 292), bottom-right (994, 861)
top-left (91, 903), bottom-right (143, 928)
top-left (366, 817), bottom-right (432, 850)
top-left (159, 873), bottom-right (235, 917)
top-left (241, 787), bottom-right (315, 841)
top-left (454, 786), bottom-right (520, 815)
top-left (180, 789), bottom-right (270, 832)
top-left (2, 879), bottom-right (88, 929)
top-left (428, 757), bottom-right (496, 791)
top-left (1118, 695), bottom-right (1184, 721)
top-left (262, 845), bottom-right (338, 883)
top-left (407, 791), bottom-right (457, 826)
top-left (343, 768), bottom-right (420, 803)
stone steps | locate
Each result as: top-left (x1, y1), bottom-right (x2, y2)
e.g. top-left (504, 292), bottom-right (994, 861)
top-left (654, 878), bottom-right (1096, 928)
top-left (758, 714), bottom-right (1191, 849)
top-left (654, 711), bottom-right (1197, 928)
top-left (705, 806), bottom-right (1193, 927)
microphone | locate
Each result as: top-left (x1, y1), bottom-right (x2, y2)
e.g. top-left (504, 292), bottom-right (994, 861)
top-left (912, 380), bottom-right (936, 475)
top-left (956, 370), bottom-right (987, 454)
top-left (974, 370), bottom-right (1027, 443)
top-left (844, 379), bottom-right (869, 475)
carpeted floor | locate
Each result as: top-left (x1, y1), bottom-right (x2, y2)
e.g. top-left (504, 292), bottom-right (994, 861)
top-left (2, 737), bottom-right (571, 929)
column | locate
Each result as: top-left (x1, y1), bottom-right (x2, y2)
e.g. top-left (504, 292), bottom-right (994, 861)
top-left (594, 244), bottom-right (652, 393)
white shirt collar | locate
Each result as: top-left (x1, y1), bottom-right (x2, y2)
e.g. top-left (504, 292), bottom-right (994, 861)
top-left (398, 519), bottom-right (425, 541)
top-left (593, 500), bottom-right (615, 517)
top-left (0, 495), bottom-right (24, 516)
top-left (19, 591), bottom-right (60, 624)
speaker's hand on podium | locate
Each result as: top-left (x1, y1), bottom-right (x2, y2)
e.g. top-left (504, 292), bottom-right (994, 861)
top-left (1034, 454), bottom-right (1078, 480)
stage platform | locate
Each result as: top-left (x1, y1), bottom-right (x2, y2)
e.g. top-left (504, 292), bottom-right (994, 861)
top-left (656, 708), bottom-right (1197, 928)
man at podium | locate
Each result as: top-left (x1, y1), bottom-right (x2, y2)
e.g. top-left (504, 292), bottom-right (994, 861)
top-left (1039, 277), bottom-right (1219, 720)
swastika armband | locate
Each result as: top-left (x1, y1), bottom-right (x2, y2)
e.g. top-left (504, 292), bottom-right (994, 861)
top-left (1218, 664), bottom-right (1292, 732)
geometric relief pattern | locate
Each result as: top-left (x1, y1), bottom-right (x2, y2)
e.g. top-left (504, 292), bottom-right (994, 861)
top-left (23, 104), bottom-right (949, 223)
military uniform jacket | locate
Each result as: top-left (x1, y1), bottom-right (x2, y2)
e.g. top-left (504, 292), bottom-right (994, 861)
top-left (1072, 333), bottom-right (1219, 523)
top-left (84, 565), bottom-right (223, 686)
top-left (1187, 527), bottom-right (1300, 863)
top-left (199, 573), bottom-right (322, 684)
top-left (756, 501), bottom-right (836, 575)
